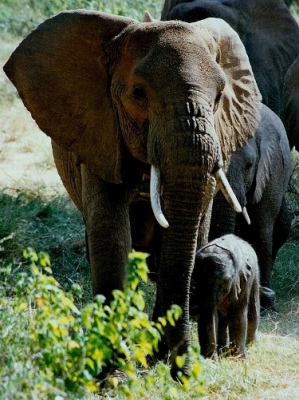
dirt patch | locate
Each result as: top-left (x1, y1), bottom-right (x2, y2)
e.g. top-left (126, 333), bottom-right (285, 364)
top-left (0, 120), bottom-right (64, 196)
top-left (1, 38), bottom-right (65, 196)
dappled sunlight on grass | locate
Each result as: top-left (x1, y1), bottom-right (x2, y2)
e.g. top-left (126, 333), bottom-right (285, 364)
top-left (198, 330), bottom-right (299, 399)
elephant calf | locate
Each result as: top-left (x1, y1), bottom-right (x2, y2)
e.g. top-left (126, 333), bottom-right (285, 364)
top-left (190, 234), bottom-right (260, 359)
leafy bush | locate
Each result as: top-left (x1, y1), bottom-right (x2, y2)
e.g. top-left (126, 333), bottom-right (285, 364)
top-left (0, 248), bottom-right (203, 399)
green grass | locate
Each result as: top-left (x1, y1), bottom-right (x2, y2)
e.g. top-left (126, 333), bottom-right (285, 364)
top-left (0, 0), bottom-right (164, 36)
top-left (0, 191), bottom-right (90, 294)
top-left (1, 1), bottom-right (299, 398)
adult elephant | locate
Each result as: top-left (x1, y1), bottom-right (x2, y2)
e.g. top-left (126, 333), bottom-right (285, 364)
top-left (209, 104), bottom-right (292, 310)
top-left (3, 10), bottom-right (261, 378)
top-left (283, 55), bottom-right (299, 150)
top-left (162, 0), bottom-right (299, 148)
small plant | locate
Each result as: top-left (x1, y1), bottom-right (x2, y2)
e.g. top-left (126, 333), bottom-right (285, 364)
top-left (0, 248), bottom-right (203, 399)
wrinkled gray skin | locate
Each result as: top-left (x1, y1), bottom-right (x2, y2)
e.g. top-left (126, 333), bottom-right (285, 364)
top-left (3, 11), bottom-right (261, 378)
top-left (162, 0), bottom-right (299, 148)
top-left (283, 55), bottom-right (299, 150)
top-left (190, 234), bottom-right (260, 358)
top-left (209, 105), bottom-right (292, 310)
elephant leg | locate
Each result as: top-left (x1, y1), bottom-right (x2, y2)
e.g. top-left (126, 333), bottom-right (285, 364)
top-left (228, 305), bottom-right (247, 358)
top-left (249, 206), bottom-right (277, 310)
top-left (130, 199), bottom-right (162, 283)
top-left (81, 165), bottom-right (131, 301)
top-left (247, 280), bottom-right (260, 344)
top-left (273, 197), bottom-right (292, 261)
top-left (84, 226), bottom-right (90, 264)
top-left (52, 141), bottom-right (84, 212)
top-left (197, 200), bottom-right (213, 249)
top-left (197, 314), bottom-right (218, 359)
top-left (129, 199), bottom-right (169, 360)
top-left (217, 312), bottom-right (229, 355)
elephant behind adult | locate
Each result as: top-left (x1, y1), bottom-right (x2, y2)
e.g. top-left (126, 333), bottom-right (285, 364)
top-left (162, 0), bottom-right (299, 148)
top-left (209, 104), bottom-right (292, 310)
top-left (283, 55), bottom-right (299, 150)
top-left (3, 11), bottom-right (261, 378)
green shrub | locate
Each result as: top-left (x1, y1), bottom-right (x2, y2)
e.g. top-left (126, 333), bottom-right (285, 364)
top-left (273, 242), bottom-right (299, 299)
top-left (0, 248), bottom-right (203, 399)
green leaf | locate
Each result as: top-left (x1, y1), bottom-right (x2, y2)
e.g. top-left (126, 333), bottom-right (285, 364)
top-left (175, 355), bottom-right (186, 369)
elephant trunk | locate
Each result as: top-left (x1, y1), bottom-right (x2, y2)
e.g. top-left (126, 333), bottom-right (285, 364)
top-left (147, 95), bottom-right (242, 377)
top-left (157, 166), bottom-right (219, 378)
top-left (158, 187), bottom-right (205, 375)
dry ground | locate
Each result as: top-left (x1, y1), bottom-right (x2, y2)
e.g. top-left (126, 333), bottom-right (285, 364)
top-left (0, 36), bottom-right (65, 196)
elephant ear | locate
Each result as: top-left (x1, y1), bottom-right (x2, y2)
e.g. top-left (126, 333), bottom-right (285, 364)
top-left (193, 18), bottom-right (262, 160)
top-left (253, 105), bottom-right (290, 204)
top-left (3, 10), bottom-right (136, 183)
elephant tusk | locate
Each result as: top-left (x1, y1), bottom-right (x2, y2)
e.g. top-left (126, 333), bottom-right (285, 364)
top-left (242, 207), bottom-right (251, 225)
top-left (214, 168), bottom-right (242, 213)
top-left (150, 165), bottom-right (169, 228)
top-left (143, 10), bottom-right (155, 22)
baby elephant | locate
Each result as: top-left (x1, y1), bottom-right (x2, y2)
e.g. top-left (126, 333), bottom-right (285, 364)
top-left (190, 234), bottom-right (260, 359)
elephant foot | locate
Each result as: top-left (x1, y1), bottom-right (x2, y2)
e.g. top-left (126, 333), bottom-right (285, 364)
top-left (96, 365), bottom-right (123, 383)
top-left (260, 305), bottom-right (279, 317)
top-left (218, 345), bottom-right (231, 358)
top-left (96, 367), bottom-right (128, 389)
top-left (260, 286), bottom-right (277, 313)
top-left (228, 345), bottom-right (246, 360)
top-left (148, 339), bottom-right (190, 383)
top-left (170, 361), bottom-right (190, 383)
top-left (168, 342), bottom-right (191, 382)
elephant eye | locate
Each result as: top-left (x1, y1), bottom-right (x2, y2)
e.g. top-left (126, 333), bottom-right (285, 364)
top-left (245, 162), bottom-right (253, 171)
top-left (214, 90), bottom-right (223, 113)
top-left (216, 90), bottom-right (223, 102)
top-left (132, 85), bottom-right (147, 106)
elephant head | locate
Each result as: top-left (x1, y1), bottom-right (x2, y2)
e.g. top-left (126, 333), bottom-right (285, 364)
top-left (162, 0), bottom-right (299, 127)
top-left (3, 10), bottom-right (261, 378)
